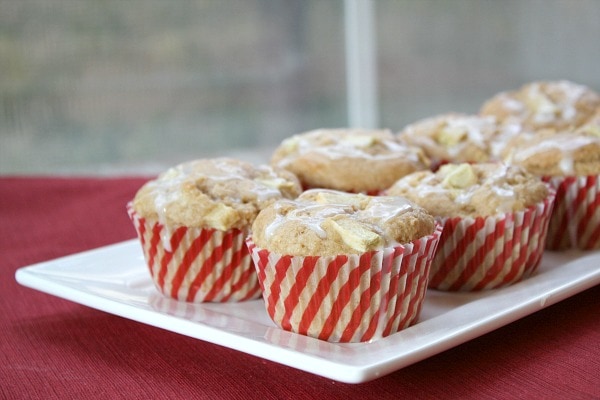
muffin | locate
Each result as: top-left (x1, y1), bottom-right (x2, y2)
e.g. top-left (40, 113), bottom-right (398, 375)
top-left (386, 163), bottom-right (555, 291)
top-left (271, 128), bottom-right (430, 194)
top-left (502, 126), bottom-right (600, 250)
top-left (480, 80), bottom-right (600, 132)
top-left (397, 113), bottom-right (522, 168)
top-left (128, 158), bottom-right (302, 303)
top-left (247, 189), bottom-right (442, 343)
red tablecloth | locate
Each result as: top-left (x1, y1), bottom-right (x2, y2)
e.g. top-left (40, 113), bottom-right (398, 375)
top-left (1, 177), bottom-right (599, 399)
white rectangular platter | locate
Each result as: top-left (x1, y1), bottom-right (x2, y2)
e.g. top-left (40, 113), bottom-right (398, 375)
top-left (15, 240), bottom-right (600, 383)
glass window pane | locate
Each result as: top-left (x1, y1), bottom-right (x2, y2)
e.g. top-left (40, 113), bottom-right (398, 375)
top-left (0, 1), bottom-right (345, 174)
top-left (377, 0), bottom-right (600, 129)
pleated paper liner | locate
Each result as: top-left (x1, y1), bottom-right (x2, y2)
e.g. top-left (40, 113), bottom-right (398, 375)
top-left (127, 203), bottom-right (261, 303)
top-left (428, 191), bottom-right (555, 292)
top-left (246, 224), bottom-right (442, 343)
top-left (544, 175), bottom-right (600, 250)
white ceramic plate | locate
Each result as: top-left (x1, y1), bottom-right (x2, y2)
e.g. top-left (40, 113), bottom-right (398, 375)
top-left (15, 240), bottom-right (600, 383)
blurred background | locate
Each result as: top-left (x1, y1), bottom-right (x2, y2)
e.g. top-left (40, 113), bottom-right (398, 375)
top-left (1, 0), bottom-right (599, 175)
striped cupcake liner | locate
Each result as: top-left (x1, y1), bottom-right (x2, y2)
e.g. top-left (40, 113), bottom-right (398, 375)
top-left (544, 175), bottom-right (600, 250)
top-left (246, 224), bottom-right (442, 343)
top-left (127, 203), bottom-right (261, 303)
top-left (428, 192), bottom-right (555, 291)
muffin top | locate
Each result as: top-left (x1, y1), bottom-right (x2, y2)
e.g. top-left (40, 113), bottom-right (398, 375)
top-left (386, 163), bottom-right (549, 218)
top-left (480, 80), bottom-right (600, 131)
top-left (397, 113), bottom-right (522, 164)
top-left (580, 108), bottom-right (600, 133)
top-left (502, 127), bottom-right (600, 177)
top-left (132, 158), bottom-right (302, 231)
top-left (271, 128), bottom-right (430, 193)
top-left (251, 189), bottom-right (435, 256)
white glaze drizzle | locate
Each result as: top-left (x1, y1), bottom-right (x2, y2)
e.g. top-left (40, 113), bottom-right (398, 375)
top-left (147, 159), bottom-right (295, 249)
top-left (394, 164), bottom-right (520, 214)
top-left (263, 190), bottom-right (415, 244)
top-left (513, 135), bottom-right (598, 175)
top-left (360, 196), bottom-right (414, 223)
top-left (265, 201), bottom-right (353, 240)
top-left (277, 129), bottom-right (421, 166)
top-left (522, 81), bottom-right (589, 125)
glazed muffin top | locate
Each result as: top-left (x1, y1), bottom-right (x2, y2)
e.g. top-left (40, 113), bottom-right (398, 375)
top-left (502, 126), bottom-right (600, 177)
top-left (132, 158), bottom-right (302, 231)
top-left (580, 107), bottom-right (600, 133)
top-left (397, 113), bottom-right (522, 164)
top-left (386, 163), bottom-right (549, 218)
top-left (271, 128), bottom-right (430, 193)
top-left (251, 189), bottom-right (435, 256)
top-left (480, 80), bottom-right (600, 131)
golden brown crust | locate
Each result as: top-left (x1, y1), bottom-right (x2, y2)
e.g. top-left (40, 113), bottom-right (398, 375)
top-left (132, 158), bottom-right (302, 230)
top-left (397, 113), bottom-right (521, 164)
top-left (251, 189), bottom-right (435, 256)
top-left (502, 129), bottom-right (600, 177)
top-left (271, 129), bottom-right (430, 193)
top-left (480, 80), bottom-right (600, 131)
top-left (386, 163), bottom-right (549, 218)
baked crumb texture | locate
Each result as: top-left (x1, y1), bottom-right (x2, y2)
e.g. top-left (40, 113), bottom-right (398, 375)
top-left (480, 80), bottom-right (600, 131)
top-left (251, 189), bottom-right (435, 256)
top-left (386, 163), bottom-right (549, 218)
top-left (271, 128), bottom-right (430, 193)
top-left (480, 81), bottom-right (600, 249)
top-left (128, 158), bottom-right (302, 303)
top-left (397, 113), bottom-right (521, 166)
top-left (132, 157), bottom-right (302, 231)
top-left (247, 189), bottom-right (443, 342)
top-left (388, 163), bottom-right (555, 291)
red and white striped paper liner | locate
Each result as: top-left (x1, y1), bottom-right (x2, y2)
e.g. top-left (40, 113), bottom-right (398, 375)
top-left (544, 175), bottom-right (600, 250)
top-left (127, 204), bottom-right (261, 303)
top-left (246, 224), bottom-right (442, 343)
top-left (428, 192), bottom-right (555, 292)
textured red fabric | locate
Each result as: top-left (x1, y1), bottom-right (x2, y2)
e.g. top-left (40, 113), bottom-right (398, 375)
top-left (1, 176), bottom-right (599, 399)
